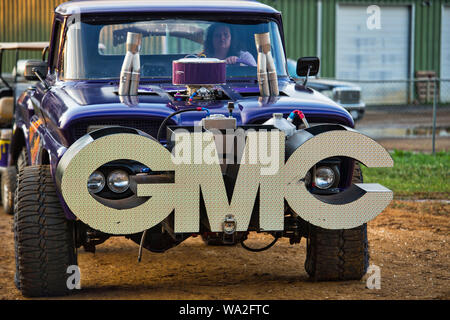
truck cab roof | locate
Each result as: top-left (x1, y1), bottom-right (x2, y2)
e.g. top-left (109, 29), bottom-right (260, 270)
top-left (55, 0), bottom-right (279, 16)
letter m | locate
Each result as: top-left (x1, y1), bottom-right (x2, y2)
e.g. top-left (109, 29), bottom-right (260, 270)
top-left (173, 130), bottom-right (284, 233)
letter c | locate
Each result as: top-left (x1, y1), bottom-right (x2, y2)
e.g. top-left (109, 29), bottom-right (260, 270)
top-left (282, 129), bottom-right (393, 229)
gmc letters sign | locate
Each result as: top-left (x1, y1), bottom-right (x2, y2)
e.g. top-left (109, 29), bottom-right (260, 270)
top-left (57, 128), bottom-right (393, 235)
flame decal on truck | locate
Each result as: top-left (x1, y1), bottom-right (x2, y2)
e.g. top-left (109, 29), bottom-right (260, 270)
top-left (29, 118), bottom-right (43, 165)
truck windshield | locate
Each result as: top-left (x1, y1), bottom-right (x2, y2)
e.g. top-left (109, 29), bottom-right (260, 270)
top-left (62, 18), bottom-right (287, 81)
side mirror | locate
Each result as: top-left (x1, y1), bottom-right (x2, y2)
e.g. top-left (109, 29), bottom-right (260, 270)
top-left (296, 56), bottom-right (320, 77)
top-left (297, 57), bottom-right (320, 87)
top-left (24, 60), bottom-right (48, 81)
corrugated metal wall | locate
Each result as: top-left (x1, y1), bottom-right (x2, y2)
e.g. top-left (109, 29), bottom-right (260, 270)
top-left (0, 0), bottom-right (448, 78)
top-left (0, 0), bottom-right (65, 73)
top-left (318, 0), bottom-right (449, 77)
top-left (414, 0), bottom-right (445, 74)
top-left (261, 0), bottom-right (318, 60)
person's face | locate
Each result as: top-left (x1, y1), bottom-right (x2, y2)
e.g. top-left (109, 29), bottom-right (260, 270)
top-left (212, 26), bottom-right (231, 52)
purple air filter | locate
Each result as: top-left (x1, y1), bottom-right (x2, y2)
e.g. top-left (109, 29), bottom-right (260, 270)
top-left (172, 58), bottom-right (226, 86)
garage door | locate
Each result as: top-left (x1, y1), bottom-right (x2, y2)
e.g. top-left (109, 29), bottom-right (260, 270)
top-left (336, 5), bottom-right (411, 104)
top-left (441, 6), bottom-right (450, 103)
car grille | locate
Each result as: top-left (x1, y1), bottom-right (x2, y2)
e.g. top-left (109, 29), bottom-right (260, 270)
top-left (334, 90), bottom-right (360, 104)
top-left (70, 118), bottom-right (174, 141)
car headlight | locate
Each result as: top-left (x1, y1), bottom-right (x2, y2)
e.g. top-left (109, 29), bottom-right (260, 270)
top-left (107, 170), bottom-right (130, 193)
top-left (87, 171), bottom-right (105, 194)
top-left (314, 166), bottom-right (335, 189)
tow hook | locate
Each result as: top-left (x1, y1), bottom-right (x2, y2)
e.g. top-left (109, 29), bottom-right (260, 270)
top-left (222, 214), bottom-right (236, 244)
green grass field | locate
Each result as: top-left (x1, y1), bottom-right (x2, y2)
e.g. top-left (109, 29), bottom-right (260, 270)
top-left (360, 150), bottom-right (450, 199)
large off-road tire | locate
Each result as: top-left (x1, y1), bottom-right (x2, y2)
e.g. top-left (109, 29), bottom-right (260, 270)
top-left (304, 162), bottom-right (369, 281)
top-left (17, 147), bottom-right (29, 173)
top-left (2, 147), bottom-right (28, 215)
top-left (1, 166), bottom-right (16, 214)
top-left (14, 165), bottom-right (77, 297)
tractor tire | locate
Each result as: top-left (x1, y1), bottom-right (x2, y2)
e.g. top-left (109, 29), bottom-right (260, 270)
top-left (1, 166), bottom-right (16, 214)
top-left (304, 162), bottom-right (369, 281)
top-left (14, 165), bottom-right (77, 297)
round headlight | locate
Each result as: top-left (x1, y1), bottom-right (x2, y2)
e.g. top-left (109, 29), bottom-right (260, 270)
top-left (87, 171), bottom-right (105, 194)
top-left (314, 166), bottom-right (335, 189)
top-left (107, 170), bottom-right (130, 193)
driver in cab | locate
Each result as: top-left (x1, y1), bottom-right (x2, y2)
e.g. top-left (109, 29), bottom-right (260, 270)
top-left (202, 23), bottom-right (256, 66)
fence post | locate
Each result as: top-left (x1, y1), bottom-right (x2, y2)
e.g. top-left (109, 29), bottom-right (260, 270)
top-left (432, 77), bottom-right (437, 155)
top-left (408, 78), bottom-right (413, 104)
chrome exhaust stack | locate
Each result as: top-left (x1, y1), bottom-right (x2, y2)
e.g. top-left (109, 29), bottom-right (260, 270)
top-left (255, 32), bottom-right (279, 97)
top-left (118, 32), bottom-right (142, 96)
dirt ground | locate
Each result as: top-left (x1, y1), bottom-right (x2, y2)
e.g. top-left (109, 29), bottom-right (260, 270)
top-left (0, 200), bottom-right (448, 300)
top-left (0, 106), bottom-right (448, 300)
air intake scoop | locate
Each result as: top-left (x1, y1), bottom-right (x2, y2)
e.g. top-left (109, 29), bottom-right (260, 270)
top-left (172, 57), bottom-right (226, 86)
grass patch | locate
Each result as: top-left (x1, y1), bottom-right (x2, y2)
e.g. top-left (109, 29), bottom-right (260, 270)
top-left (360, 150), bottom-right (450, 199)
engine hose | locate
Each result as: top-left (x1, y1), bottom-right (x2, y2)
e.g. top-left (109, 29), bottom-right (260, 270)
top-left (240, 235), bottom-right (279, 252)
top-left (156, 107), bottom-right (209, 142)
top-left (188, 91), bottom-right (198, 102)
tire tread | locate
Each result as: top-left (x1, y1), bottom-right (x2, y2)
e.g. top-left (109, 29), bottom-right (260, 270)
top-left (14, 165), bottom-right (77, 297)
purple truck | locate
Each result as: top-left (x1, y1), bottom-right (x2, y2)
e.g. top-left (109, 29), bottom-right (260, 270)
top-left (0, 0), bottom-right (392, 297)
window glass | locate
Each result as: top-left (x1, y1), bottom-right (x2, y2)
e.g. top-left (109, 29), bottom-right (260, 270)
top-left (63, 18), bottom-right (287, 80)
